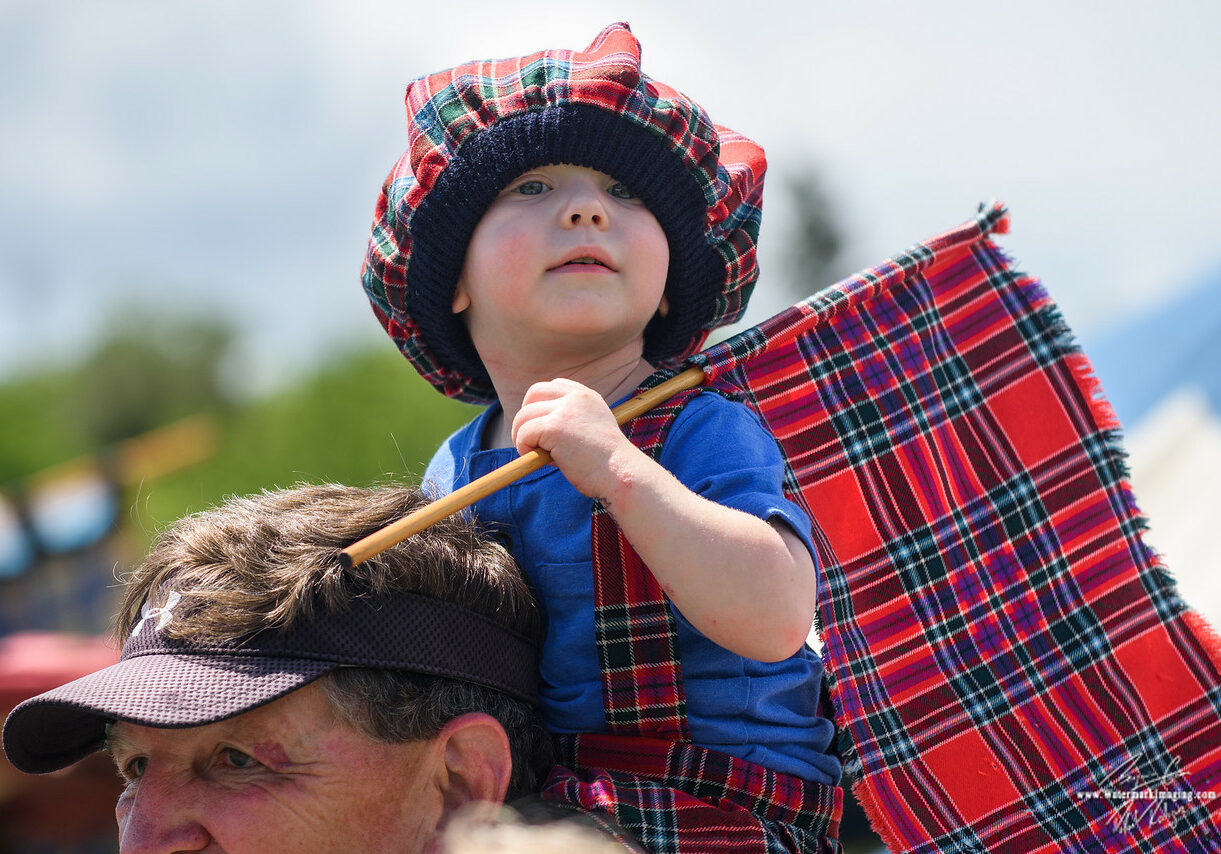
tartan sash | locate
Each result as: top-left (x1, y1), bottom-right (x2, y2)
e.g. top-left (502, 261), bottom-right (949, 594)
top-left (590, 382), bottom-right (708, 739)
top-left (546, 733), bottom-right (843, 854)
top-left (686, 203), bottom-right (1221, 852)
top-left (544, 379), bottom-right (843, 852)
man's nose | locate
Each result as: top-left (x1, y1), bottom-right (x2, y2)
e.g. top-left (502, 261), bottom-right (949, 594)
top-left (558, 178), bottom-right (609, 229)
top-left (116, 773), bottom-right (210, 853)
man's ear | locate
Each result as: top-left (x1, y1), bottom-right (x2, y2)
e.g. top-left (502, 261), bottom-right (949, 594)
top-left (452, 281), bottom-right (472, 314)
top-left (435, 712), bottom-right (513, 820)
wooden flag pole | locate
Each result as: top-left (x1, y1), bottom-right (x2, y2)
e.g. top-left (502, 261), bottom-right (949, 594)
top-left (339, 366), bottom-right (706, 568)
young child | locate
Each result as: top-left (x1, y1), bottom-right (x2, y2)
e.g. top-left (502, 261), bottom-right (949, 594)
top-left (363, 23), bottom-right (842, 851)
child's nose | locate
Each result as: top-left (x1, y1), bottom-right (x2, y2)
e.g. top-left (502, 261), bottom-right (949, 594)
top-left (568, 210), bottom-right (602, 226)
top-left (559, 182), bottom-right (609, 229)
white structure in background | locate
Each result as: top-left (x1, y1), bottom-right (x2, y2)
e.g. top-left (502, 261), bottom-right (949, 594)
top-left (1081, 260), bottom-right (1221, 634)
top-left (1125, 388), bottom-right (1221, 630)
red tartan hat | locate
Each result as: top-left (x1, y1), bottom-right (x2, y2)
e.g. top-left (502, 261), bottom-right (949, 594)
top-left (361, 22), bottom-right (767, 404)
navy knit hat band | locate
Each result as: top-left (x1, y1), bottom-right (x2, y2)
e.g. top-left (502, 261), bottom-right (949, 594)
top-left (406, 104), bottom-right (723, 399)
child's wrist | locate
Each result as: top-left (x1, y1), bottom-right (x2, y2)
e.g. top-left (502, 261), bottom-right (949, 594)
top-left (598, 440), bottom-right (664, 512)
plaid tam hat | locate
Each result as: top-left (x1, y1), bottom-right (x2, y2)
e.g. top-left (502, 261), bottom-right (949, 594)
top-left (2, 588), bottom-right (539, 774)
top-left (362, 22), bottom-right (767, 404)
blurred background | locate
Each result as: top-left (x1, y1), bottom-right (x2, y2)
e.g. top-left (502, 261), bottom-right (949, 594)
top-left (1, 1), bottom-right (1218, 850)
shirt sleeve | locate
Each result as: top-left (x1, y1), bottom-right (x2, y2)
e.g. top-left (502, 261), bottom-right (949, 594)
top-left (420, 411), bottom-right (488, 497)
top-left (421, 442), bottom-right (455, 498)
top-left (657, 391), bottom-right (818, 562)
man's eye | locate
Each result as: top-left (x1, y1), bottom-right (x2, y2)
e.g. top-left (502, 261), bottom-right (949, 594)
top-left (221, 748), bottom-right (257, 769)
top-left (513, 180), bottom-right (547, 196)
top-left (607, 182), bottom-right (637, 200)
top-left (122, 756), bottom-right (148, 780)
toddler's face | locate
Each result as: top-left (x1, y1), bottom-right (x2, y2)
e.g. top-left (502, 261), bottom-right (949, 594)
top-left (452, 164), bottom-right (669, 366)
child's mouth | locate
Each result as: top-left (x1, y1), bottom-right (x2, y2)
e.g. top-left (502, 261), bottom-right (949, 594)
top-left (551, 251), bottom-right (616, 271)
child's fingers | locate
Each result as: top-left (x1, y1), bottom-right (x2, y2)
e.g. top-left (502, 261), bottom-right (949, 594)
top-left (511, 380), bottom-right (577, 449)
top-left (514, 381), bottom-right (604, 436)
top-left (511, 380), bottom-right (617, 457)
top-left (512, 401), bottom-right (591, 456)
top-left (519, 377), bottom-right (589, 407)
top-left (511, 400), bottom-right (559, 453)
top-left (510, 389), bottom-right (567, 447)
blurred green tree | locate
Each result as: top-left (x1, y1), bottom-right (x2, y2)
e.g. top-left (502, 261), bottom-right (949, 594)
top-left (136, 346), bottom-right (474, 535)
top-left (0, 310), bottom-right (235, 484)
top-left (782, 165), bottom-right (849, 302)
top-left (0, 370), bottom-right (80, 483)
top-left (72, 308), bottom-right (234, 446)
top-left (0, 308), bottom-right (474, 543)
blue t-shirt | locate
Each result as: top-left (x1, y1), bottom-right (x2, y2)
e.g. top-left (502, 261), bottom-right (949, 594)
top-left (424, 390), bottom-right (841, 784)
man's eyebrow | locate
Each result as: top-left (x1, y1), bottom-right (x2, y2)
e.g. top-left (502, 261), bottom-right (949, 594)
top-left (103, 721), bottom-right (135, 757)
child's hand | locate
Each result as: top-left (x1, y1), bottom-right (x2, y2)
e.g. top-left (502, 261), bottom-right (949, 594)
top-left (511, 378), bottom-right (640, 500)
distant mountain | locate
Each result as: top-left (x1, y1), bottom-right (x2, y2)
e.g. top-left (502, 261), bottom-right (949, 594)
top-left (1080, 268), bottom-right (1221, 429)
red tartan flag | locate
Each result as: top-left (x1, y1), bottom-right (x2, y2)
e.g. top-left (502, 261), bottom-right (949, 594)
top-left (342, 201), bottom-right (1221, 851)
top-left (689, 202), bottom-right (1221, 852)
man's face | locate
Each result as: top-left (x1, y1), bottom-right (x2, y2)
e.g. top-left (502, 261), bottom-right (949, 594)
top-left (107, 681), bottom-right (444, 853)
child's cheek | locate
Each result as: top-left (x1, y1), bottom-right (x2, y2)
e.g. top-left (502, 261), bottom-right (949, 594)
top-left (498, 221), bottom-right (543, 267)
top-left (470, 217), bottom-right (536, 273)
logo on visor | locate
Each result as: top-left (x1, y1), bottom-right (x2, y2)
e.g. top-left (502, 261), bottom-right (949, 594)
top-left (131, 591), bottom-right (182, 638)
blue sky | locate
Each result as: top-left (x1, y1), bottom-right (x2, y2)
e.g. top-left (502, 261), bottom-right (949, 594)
top-left (2, 0), bottom-right (1219, 392)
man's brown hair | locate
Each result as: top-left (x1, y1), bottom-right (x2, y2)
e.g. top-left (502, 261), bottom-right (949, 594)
top-left (118, 483), bottom-right (537, 641)
top-left (117, 483), bottom-right (550, 796)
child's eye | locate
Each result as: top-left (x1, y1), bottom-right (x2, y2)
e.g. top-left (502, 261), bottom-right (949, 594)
top-left (607, 182), bottom-right (637, 200)
top-left (512, 180), bottom-right (548, 196)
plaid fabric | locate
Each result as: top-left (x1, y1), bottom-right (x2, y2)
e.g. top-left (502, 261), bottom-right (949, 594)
top-left (362, 22), bottom-right (767, 404)
top-left (589, 385), bottom-right (706, 739)
top-left (546, 733), bottom-right (843, 854)
top-left (543, 382), bottom-right (842, 852)
top-left (687, 203), bottom-right (1221, 852)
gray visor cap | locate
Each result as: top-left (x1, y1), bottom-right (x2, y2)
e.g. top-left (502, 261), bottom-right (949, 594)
top-left (3, 591), bottom-right (539, 774)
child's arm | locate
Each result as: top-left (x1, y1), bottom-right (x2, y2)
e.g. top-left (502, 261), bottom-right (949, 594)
top-left (512, 378), bottom-right (817, 663)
